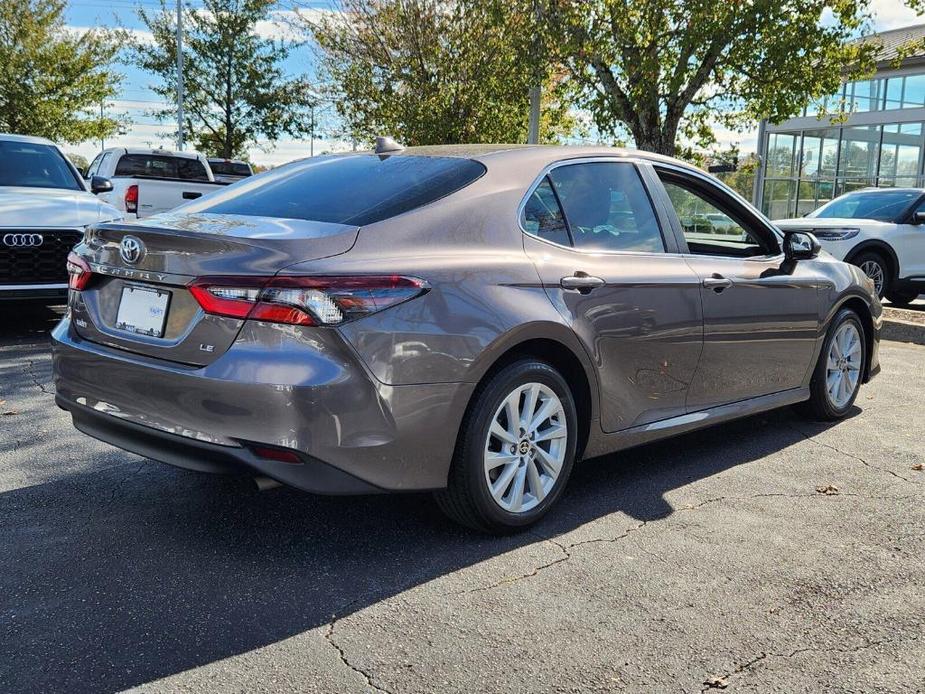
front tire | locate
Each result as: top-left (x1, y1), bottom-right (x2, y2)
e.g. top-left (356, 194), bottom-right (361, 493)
top-left (802, 308), bottom-right (866, 421)
top-left (852, 251), bottom-right (890, 298)
top-left (435, 359), bottom-right (578, 533)
top-left (885, 288), bottom-right (920, 306)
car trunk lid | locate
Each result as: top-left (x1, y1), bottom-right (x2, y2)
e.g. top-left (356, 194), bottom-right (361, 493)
top-left (70, 212), bottom-right (358, 366)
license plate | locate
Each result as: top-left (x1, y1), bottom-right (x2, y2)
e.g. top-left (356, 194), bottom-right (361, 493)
top-left (116, 286), bottom-right (170, 337)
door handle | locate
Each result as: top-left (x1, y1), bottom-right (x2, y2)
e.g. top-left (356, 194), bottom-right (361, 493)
top-left (560, 273), bottom-right (606, 293)
top-left (702, 274), bottom-right (733, 292)
top-left (182, 191), bottom-right (203, 200)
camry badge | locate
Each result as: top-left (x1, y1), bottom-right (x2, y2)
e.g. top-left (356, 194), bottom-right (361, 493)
top-left (3, 233), bottom-right (44, 248)
top-left (120, 236), bottom-right (145, 265)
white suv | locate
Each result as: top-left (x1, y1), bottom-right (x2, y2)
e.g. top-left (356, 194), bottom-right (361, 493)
top-left (775, 188), bottom-right (925, 305)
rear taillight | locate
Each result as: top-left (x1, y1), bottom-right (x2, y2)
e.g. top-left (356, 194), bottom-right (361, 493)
top-left (124, 184), bottom-right (138, 214)
top-left (66, 252), bottom-right (93, 290)
top-left (188, 275), bottom-right (428, 326)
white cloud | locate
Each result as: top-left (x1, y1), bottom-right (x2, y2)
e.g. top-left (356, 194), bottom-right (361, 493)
top-left (870, 0), bottom-right (924, 31)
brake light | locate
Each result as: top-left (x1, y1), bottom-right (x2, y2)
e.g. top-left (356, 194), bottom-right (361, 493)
top-left (189, 275), bottom-right (428, 326)
top-left (124, 184), bottom-right (138, 214)
top-left (66, 252), bottom-right (93, 290)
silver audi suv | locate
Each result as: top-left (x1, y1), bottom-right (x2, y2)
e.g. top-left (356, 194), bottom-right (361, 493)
top-left (53, 145), bottom-right (881, 532)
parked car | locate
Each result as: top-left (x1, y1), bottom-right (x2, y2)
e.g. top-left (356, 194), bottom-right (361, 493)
top-left (53, 145), bottom-right (881, 532)
top-left (85, 148), bottom-right (223, 219)
top-left (207, 158), bottom-right (254, 185)
top-left (0, 133), bottom-right (122, 302)
top-left (775, 188), bottom-right (925, 304)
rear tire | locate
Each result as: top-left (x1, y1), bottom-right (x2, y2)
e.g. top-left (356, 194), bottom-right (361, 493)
top-left (851, 251), bottom-right (890, 299)
top-left (801, 308), bottom-right (866, 421)
top-left (885, 288), bottom-right (920, 306)
top-left (434, 359), bottom-right (578, 534)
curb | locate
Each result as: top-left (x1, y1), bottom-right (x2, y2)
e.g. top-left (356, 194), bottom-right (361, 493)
top-left (882, 307), bottom-right (925, 346)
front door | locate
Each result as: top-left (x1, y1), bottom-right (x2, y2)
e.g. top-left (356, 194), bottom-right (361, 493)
top-left (653, 168), bottom-right (822, 410)
top-left (521, 159), bottom-right (703, 432)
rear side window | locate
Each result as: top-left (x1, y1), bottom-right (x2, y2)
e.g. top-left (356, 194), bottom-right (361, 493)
top-left (548, 162), bottom-right (665, 253)
top-left (115, 155), bottom-right (209, 181)
top-left (189, 154), bottom-right (486, 225)
top-left (522, 177), bottom-right (570, 246)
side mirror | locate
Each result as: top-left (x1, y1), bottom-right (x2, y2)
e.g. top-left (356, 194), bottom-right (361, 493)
top-left (783, 230), bottom-right (821, 261)
top-left (90, 175), bottom-right (113, 195)
top-left (912, 210), bottom-right (925, 225)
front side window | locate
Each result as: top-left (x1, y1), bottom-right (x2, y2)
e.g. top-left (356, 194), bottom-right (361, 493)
top-left (660, 176), bottom-right (777, 257)
top-left (0, 141), bottom-right (82, 190)
top-left (85, 152), bottom-right (104, 179)
top-left (547, 162), bottom-right (664, 253)
top-left (521, 176), bottom-right (570, 246)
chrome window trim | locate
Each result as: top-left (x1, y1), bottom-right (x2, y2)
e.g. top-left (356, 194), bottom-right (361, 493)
top-left (516, 155), bottom-right (680, 257)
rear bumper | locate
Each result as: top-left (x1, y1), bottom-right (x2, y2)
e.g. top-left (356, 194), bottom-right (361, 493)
top-left (59, 396), bottom-right (382, 493)
top-left (52, 316), bottom-right (473, 492)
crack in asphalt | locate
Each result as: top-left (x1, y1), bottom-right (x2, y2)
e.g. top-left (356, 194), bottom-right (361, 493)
top-left (791, 423), bottom-right (916, 484)
top-left (25, 359), bottom-right (52, 396)
top-left (324, 602), bottom-right (394, 694)
top-left (455, 491), bottom-right (919, 595)
top-left (701, 635), bottom-right (914, 692)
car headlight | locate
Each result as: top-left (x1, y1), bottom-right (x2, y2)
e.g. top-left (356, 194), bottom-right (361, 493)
top-left (812, 228), bottom-right (859, 241)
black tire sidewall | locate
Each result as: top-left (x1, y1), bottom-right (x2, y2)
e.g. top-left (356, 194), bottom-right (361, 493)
top-left (812, 309), bottom-right (866, 418)
top-left (460, 360), bottom-right (578, 530)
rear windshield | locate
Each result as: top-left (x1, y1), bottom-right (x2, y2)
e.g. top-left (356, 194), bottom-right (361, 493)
top-left (0, 141), bottom-right (81, 190)
top-left (189, 154), bottom-right (486, 225)
top-left (209, 160), bottom-right (252, 176)
top-left (115, 154), bottom-right (210, 181)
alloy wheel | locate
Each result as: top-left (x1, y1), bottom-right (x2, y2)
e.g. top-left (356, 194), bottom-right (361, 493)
top-left (825, 321), bottom-right (862, 409)
top-left (483, 382), bottom-right (567, 513)
top-left (859, 260), bottom-right (885, 296)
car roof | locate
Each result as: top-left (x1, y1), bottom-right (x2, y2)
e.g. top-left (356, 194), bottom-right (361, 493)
top-left (120, 148), bottom-right (202, 159)
top-left (0, 133), bottom-right (57, 146)
top-left (361, 143), bottom-right (704, 175)
top-left (843, 187), bottom-right (925, 194)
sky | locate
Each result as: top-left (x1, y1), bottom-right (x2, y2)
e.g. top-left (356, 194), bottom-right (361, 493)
top-left (63, 0), bottom-right (925, 166)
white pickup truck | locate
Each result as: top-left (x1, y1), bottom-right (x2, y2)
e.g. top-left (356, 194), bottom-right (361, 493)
top-left (84, 148), bottom-right (225, 220)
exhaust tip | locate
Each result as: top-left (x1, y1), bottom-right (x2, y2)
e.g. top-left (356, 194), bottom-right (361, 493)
top-left (253, 476), bottom-right (282, 492)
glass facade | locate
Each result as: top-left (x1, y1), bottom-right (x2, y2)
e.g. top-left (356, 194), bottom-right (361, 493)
top-left (801, 73), bottom-right (925, 116)
top-left (762, 122), bottom-right (924, 218)
top-left (761, 69), bottom-right (925, 218)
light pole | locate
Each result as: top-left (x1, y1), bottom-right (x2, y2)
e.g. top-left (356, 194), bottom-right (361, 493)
top-left (176, 0), bottom-right (185, 151)
top-left (527, 0), bottom-right (542, 145)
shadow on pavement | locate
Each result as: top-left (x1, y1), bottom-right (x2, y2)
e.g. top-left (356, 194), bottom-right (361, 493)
top-left (0, 399), bottom-right (850, 693)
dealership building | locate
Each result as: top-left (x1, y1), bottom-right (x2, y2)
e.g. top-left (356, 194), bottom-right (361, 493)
top-left (755, 23), bottom-right (925, 219)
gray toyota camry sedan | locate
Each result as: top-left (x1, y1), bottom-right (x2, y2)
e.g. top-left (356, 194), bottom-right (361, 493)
top-left (53, 145), bottom-right (881, 532)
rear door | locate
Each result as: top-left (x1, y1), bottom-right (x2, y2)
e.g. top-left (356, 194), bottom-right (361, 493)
top-left (522, 158), bottom-right (703, 432)
top-left (651, 165), bottom-right (822, 410)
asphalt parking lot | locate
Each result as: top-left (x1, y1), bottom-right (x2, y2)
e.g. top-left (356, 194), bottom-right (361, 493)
top-left (1, 303), bottom-right (923, 694)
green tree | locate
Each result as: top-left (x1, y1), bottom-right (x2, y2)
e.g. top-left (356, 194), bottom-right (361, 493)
top-left (0, 0), bottom-right (124, 143)
top-left (540, 0), bottom-right (883, 156)
top-left (135, 0), bottom-right (312, 158)
top-left (307, 0), bottom-right (578, 146)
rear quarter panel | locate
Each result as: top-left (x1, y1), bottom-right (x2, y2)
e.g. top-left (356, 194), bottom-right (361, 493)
top-left (280, 166), bottom-right (600, 411)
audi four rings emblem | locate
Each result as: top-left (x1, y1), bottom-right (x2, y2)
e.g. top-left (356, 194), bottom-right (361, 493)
top-left (3, 233), bottom-right (44, 248)
top-left (120, 235), bottom-right (145, 264)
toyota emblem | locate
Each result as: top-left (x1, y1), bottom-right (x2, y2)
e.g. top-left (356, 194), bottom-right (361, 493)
top-left (2, 233), bottom-right (44, 248)
top-left (120, 235), bottom-right (145, 264)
